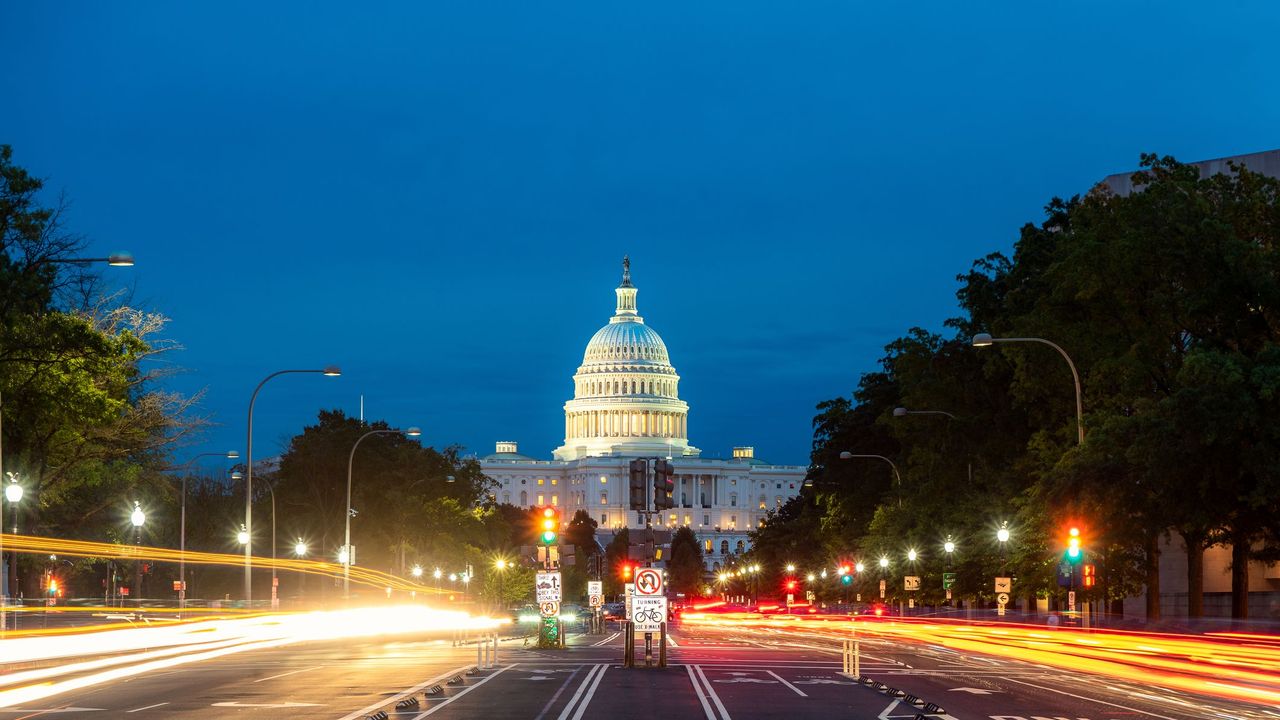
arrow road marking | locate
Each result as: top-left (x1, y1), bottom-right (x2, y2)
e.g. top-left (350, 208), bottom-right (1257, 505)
top-left (948, 687), bottom-right (998, 695)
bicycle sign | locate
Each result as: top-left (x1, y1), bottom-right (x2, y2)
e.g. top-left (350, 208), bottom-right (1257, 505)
top-left (632, 595), bottom-right (667, 632)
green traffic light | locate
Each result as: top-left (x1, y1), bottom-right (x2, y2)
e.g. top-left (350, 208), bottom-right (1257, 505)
top-left (840, 574), bottom-right (852, 585)
top-left (541, 530), bottom-right (557, 544)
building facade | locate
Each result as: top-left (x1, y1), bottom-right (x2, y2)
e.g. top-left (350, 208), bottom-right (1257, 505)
top-left (480, 259), bottom-right (806, 573)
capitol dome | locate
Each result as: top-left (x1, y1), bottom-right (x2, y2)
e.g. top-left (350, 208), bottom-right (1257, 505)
top-left (553, 258), bottom-right (699, 461)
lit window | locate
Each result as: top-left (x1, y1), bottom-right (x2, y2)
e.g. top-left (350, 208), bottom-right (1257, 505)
top-left (601, 492), bottom-right (608, 504)
top-left (538, 479), bottom-right (545, 486)
top-left (537, 494), bottom-right (545, 505)
top-left (600, 475), bottom-right (608, 484)
top-left (601, 513), bottom-right (608, 525)
top-left (552, 495), bottom-right (559, 506)
top-left (551, 479), bottom-right (558, 486)
top-left (704, 540), bottom-right (712, 553)
top-left (669, 513), bottom-right (677, 524)
top-left (684, 514), bottom-right (691, 525)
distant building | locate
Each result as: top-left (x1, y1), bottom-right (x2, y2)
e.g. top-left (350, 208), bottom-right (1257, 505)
top-left (479, 259), bottom-right (805, 573)
top-left (1101, 149), bottom-right (1280, 619)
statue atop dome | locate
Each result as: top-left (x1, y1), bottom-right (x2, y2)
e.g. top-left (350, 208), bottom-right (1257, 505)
top-left (621, 255), bottom-right (632, 287)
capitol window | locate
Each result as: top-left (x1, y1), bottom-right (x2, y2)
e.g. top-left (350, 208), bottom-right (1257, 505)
top-left (537, 494), bottom-right (545, 505)
top-left (600, 476), bottom-right (607, 484)
top-left (538, 478), bottom-right (545, 486)
top-left (551, 478), bottom-right (558, 486)
top-left (600, 492), bottom-right (608, 504)
top-left (601, 513), bottom-right (608, 525)
top-left (552, 495), bottom-right (559, 506)
top-left (520, 491), bottom-right (528, 505)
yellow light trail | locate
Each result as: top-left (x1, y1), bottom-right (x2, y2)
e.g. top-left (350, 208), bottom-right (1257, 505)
top-left (0, 606), bottom-right (507, 708)
top-left (680, 612), bottom-right (1280, 708)
top-left (1, 533), bottom-right (441, 594)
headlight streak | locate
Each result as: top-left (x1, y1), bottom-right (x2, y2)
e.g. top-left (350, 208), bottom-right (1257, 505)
top-left (0, 533), bottom-right (439, 595)
top-left (0, 606), bottom-right (504, 708)
top-left (679, 612), bottom-right (1280, 708)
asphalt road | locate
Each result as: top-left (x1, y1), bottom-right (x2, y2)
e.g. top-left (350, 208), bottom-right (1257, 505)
top-left (1, 620), bottom-right (1273, 719)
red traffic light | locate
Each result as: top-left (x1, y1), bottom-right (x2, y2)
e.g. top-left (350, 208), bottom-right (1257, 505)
top-left (621, 563), bottom-right (633, 580)
top-left (785, 580), bottom-right (797, 591)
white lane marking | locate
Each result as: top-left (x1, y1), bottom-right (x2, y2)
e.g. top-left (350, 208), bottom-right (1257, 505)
top-left (554, 664), bottom-right (603, 720)
top-left (253, 665), bottom-right (324, 683)
top-left (765, 670), bottom-right (807, 697)
top-left (590, 632), bottom-right (620, 647)
top-left (1000, 676), bottom-right (1181, 720)
top-left (666, 633), bottom-right (679, 648)
top-left (566, 664), bottom-right (606, 720)
top-left (414, 664), bottom-right (514, 718)
top-left (126, 702), bottom-right (170, 713)
top-left (686, 664), bottom-right (717, 720)
top-left (211, 701), bottom-right (322, 708)
top-left (693, 665), bottom-right (732, 720)
top-left (335, 663), bottom-right (473, 720)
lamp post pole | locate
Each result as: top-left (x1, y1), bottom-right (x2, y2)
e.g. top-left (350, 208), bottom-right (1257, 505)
top-left (130, 502), bottom-right (145, 606)
top-left (972, 333), bottom-right (1084, 445)
top-left (173, 451), bottom-right (238, 616)
top-left (244, 367), bottom-right (340, 605)
top-left (837, 453), bottom-right (903, 505)
top-left (344, 427), bottom-right (421, 601)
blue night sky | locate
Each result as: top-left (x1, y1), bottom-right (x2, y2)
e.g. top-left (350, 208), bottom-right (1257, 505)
top-left (4, 2), bottom-right (1278, 468)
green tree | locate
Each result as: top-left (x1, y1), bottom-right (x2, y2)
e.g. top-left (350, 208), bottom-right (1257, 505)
top-left (667, 526), bottom-right (704, 596)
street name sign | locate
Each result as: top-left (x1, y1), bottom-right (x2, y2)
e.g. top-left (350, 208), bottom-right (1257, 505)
top-left (635, 567), bottom-right (663, 596)
top-left (536, 571), bottom-right (562, 603)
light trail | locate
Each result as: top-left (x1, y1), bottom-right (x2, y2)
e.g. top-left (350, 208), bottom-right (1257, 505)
top-left (0, 605), bottom-right (507, 708)
top-left (679, 612), bottom-right (1280, 708)
top-left (1, 532), bottom-right (441, 594)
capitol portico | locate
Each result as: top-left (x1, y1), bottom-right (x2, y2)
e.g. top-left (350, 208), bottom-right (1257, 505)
top-left (480, 259), bottom-right (806, 574)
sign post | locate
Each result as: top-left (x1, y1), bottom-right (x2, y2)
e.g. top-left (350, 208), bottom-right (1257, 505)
top-left (995, 577), bottom-right (1011, 616)
top-left (536, 571), bottom-right (563, 648)
top-left (633, 567), bottom-right (664, 667)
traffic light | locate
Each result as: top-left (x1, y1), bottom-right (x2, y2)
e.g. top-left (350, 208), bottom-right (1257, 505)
top-left (785, 579), bottom-right (797, 592)
top-left (628, 459), bottom-right (648, 511)
top-left (1082, 563), bottom-right (1096, 588)
top-left (621, 562), bottom-right (634, 581)
top-left (653, 459), bottom-right (675, 511)
top-left (539, 507), bottom-right (559, 544)
top-left (1066, 527), bottom-right (1082, 563)
top-left (841, 573), bottom-right (853, 586)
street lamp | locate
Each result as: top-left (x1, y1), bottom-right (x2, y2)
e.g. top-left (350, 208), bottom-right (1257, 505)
top-left (997, 523), bottom-right (1010, 575)
top-left (972, 333), bottom-right (1084, 445)
top-left (493, 559), bottom-right (508, 610)
top-left (855, 562), bottom-right (865, 573)
top-left (130, 502), bottom-right (145, 603)
top-left (785, 563), bottom-right (795, 573)
top-left (174, 451), bottom-right (238, 614)
top-left (1, 476), bottom-right (22, 629)
top-left (944, 540), bottom-right (956, 554)
top-left (344, 426), bottom-right (422, 601)
top-left (244, 366), bottom-right (341, 604)
top-left (838, 452), bottom-right (903, 505)
top-left (411, 565), bottom-right (423, 578)
top-left (893, 407), bottom-right (957, 419)
top-left (879, 556), bottom-right (889, 569)
top-left (906, 549), bottom-right (918, 562)
top-left (295, 541), bottom-right (307, 557)
top-left (237, 526), bottom-right (250, 545)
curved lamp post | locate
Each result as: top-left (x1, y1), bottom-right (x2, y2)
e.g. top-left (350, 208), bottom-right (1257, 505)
top-left (837, 452), bottom-right (903, 505)
top-left (130, 502), bottom-right (145, 603)
top-left (2, 476), bottom-right (23, 630)
top-left (344, 426), bottom-right (422, 600)
top-left (972, 333), bottom-right (1084, 445)
top-left (174, 451), bottom-right (238, 614)
top-left (893, 407), bottom-right (956, 420)
top-left (244, 366), bottom-right (340, 605)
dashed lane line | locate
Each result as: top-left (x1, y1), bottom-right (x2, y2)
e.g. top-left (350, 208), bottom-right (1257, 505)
top-left (253, 665), bottom-right (325, 683)
top-left (125, 702), bottom-right (169, 713)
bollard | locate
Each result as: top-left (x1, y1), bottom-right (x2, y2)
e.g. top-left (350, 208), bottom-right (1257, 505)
top-left (853, 626), bottom-right (860, 678)
top-left (492, 633), bottom-right (499, 667)
top-left (661, 623), bottom-right (667, 667)
top-left (477, 637), bottom-right (482, 668)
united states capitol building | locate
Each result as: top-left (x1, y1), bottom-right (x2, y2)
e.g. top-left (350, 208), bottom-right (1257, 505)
top-left (480, 259), bottom-right (805, 573)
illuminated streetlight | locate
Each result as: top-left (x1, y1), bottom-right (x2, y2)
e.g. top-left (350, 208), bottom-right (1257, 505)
top-left (433, 568), bottom-right (442, 580)
top-left (855, 562), bottom-right (865, 573)
top-left (785, 564), bottom-right (795, 573)
top-left (294, 540), bottom-right (307, 557)
top-left (337, 547), bottom-right (349, 565)
top-left (806, 573), bottom-right (815, 582)
top-left (944, 540), bottom-right (956, 554)
top-left (237, 526), bottom-right (250, 545)
top-left (907, 549), bottom-right (917, 562)
top-left (411, 565), bottom-right (423, 578)
top-left (879, 557), bottom-right (889, 569)
top-left (997, 526), bottom-right (1010, 543)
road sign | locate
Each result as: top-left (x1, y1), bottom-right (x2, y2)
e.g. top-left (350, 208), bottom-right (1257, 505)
top-left (635, 568), bottom-right (663, 596)
top-left (994, 576), bottom-right (1011, 593)
top-left (1068, 590), bottom-right (1077, 612)
top-left (587, 580), bottom-right (603, 608)
top-left (904, 576), bottom-right (921, 591)
top-left (536, 571), bottom-right (562, 603)
top-left (879, 579), bottom-right (886, 599)
top-left (624, 582), bottom-right (634, 619)
top-left (540, 601), bottom-right (560, 617)
top-left (172, 580), bottom-right (186, 591)
top-left (588, 594), bottom-right (603, 608)
top-left (996, 592), bottom-right (1010, 605)
top-left (942, 572), bottom-right (956, 590)
top-left (632, 595), bottom-right (667, 631)
top-left (806, 590), bottom-right (815, 602)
